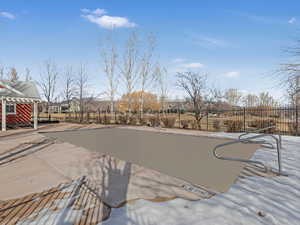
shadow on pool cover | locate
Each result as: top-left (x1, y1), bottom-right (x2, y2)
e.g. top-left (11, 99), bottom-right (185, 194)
top-left (44, 127), bottom-right (259, 193)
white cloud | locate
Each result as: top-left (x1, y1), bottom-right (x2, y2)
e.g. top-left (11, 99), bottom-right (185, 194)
top-left (0, 11), bottom-right (15, 20)
top-left (168, 61), bottom-right (205, 74)
top-left (80, 8), bottom-right (106, 15)
top-left (172, 58), bottom-right (186, 63)
top-left (198, 36), bottom-right (227, 48)
top-left (188, 33), bottom-right (229, 49)
top-left (288, 17), bottom-right (296, 24)
top-left (183, 62), bottom-right (204, 69)
top-left (80, 8), bottom-right (90, 13)
top-left (224, 71), bottom-right (240, 78)
top-left (93, 8), bottom-right (106, 15)
top-left (229, 10), bottom-right (297, 26)
top-left (81, 8), bottom-right (136, 29)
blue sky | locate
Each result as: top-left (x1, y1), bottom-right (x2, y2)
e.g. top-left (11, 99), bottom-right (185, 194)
top-left (0, 0), bottom-right (299, 101)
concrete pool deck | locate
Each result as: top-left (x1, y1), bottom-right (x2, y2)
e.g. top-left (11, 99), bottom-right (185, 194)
top-left (1, 123), bottom-right (296, 225)
top-left (0, 124), bottom-right (274, 224)
top-left (44, 127), bottom-right (260, 193)
top-left (0, 124), bottom-right (212, 205)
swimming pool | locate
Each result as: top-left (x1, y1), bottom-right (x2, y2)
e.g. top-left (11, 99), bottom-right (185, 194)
top-left (43, 127), bottom-right (259, 192)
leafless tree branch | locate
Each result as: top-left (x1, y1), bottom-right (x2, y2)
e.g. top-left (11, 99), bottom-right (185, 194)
top-left (119, 32), bottom-right (139, 114)
top-left (139, 33), bottom-right (156, 117)
top-left (101, 32), bottom-right (118, 113)
top-left (39, 60), bottom-right (58, 112)
top-left (176, 71), bottom-right (207, 128)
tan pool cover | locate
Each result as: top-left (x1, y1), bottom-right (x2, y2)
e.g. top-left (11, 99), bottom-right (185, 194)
top-left (44, 127), bottom-right (259, 192)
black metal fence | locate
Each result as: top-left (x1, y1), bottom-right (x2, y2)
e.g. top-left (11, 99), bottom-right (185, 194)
top-left (42, 105), bottom-right (300, 136)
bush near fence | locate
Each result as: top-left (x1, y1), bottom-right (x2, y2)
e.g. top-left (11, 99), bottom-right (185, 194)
top-left (248, 119), bottom-right (277, 133)
top-left (140, 118), bottom-right (148, 126)
top-left (212, 120), bottom-right (222, 130)
top-left (117, 115), bottom-right (128, 124)
top-left (288, 122), bottom-right (299, 136)
top-left (148, 116), bottom-right (160, 127)
top-left (224, 120), bottom-right (243, 132)
top-left (180, 120), bottom-right (189, 129)
top-left (129, 116), bottom-right (138, 125)
top-left (100, 116), bottom-right (112, 124)
top-left (161, 117), bottom-right (176, 128)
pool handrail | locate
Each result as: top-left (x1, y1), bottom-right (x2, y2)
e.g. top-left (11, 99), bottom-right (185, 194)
top-left (238, 125), bottom-right (282, 149)
top-left (213, 133), bottom-right (285, 176)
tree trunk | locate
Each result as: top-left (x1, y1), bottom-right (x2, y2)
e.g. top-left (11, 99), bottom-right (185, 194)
top-left (128, 95), bottom-right (132, 116)
top-left (110, 97), bottom-right (114, 114)
top-left (140, 92), bottom-right (144, 119)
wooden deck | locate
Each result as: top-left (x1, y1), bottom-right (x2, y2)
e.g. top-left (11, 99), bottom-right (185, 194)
top-left (0, 177), bottom-right (110, 225)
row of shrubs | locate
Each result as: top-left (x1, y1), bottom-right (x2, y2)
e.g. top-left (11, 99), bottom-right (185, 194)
top-left (91, 115), bottom-right (243, 132)
top-left (224, 119), bottom-right (277, 132)
top-left (288, 122), bottom-right (300, 135)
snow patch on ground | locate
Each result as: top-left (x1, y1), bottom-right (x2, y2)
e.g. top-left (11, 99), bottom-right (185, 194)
top-left (102, 133), bottom-right (300, 225)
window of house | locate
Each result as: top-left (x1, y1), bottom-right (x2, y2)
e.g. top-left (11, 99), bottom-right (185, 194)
top-left (6, 103), bottom-right (16, 114)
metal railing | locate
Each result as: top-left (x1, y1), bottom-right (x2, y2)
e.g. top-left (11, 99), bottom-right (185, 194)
top-left (39, 105), bottom-right (300, 136)
top-left (238, 126), bottom-right (282, 149)
top-left (213, 132), bottom-right (286, 176)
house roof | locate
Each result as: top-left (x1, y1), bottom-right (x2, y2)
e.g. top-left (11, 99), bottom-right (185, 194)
top-left (0, 80), bottom-right (41, 102)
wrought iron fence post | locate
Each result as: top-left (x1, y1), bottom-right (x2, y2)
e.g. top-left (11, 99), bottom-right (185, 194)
top-left (139, 110), bottom-right (142, 123)
top-left (178, 108), bottom-right (181, 128)
top-left (296, 104), bottom-right (299, 136)
top-left (243, 107), bottom-right (246, 132)
top-left (260, 107), bottom-right (263, 128)
top-left (206, 109), bottom-right (209, 131)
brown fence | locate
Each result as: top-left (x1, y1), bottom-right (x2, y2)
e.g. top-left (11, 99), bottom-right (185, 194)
top-left (40, 106), bottom-right (300, 136)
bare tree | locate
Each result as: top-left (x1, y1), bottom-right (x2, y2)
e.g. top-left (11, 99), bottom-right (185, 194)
top-left (242, 94), bottom-right (259, 107)
top-left (139, 33), bottom-right (156, 117)
top-left (286, 75), bottom-right (300, 106)
top-left (119, 32), bottom-right (139, 115)
top-left (296, 75), bottom-right (300, 106)
top-left (277, 39), bottom-right (300, 86)
top-left (176, 71), bottom-right (207, 129)
top-left (101, 32), bottom-right (118, 113)
top-left (277, 39), bottom-right (300, 105)
top-left (0, 64), bottom-right (5, 80)
top-left (209, 87), bottom-right (223, 102)
top-left (9, 67), bottom-right (18, 82)
top-left (258, 92), bottom-right (277, 106)
top-left (154, 64), bottom-right (168, 114)
top-left (39, 60), bottom-right (58, 112)
top-left (206, 86), bottom-right (224, 111)
top-left (76, 64), bottom-right (90, 122)
top-left (224, 88), bottom-right (242, 106)
top-left (63, 66), bottom-right (75, 109)
top-left (25, 68), bottom-right (31, 81)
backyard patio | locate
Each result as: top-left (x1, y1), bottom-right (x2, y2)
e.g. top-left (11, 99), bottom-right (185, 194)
top-left (0, 123), bottom-right (299, 224)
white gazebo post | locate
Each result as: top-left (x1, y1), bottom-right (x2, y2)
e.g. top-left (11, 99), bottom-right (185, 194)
top-left (2, 97), bottom-right (6, 131)
top-left (33, 101), bottom-right (38, 130)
